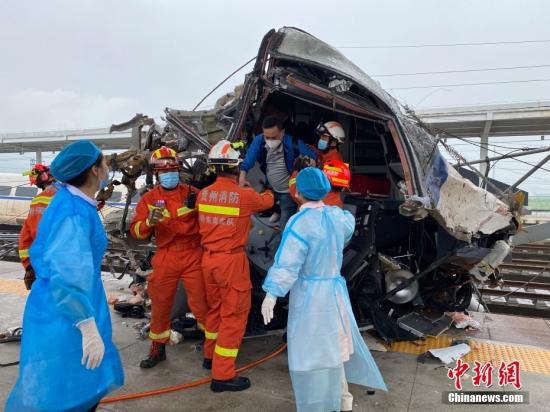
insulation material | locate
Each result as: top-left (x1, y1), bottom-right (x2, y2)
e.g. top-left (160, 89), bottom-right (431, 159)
top-left (418, 152), bottom-right (512, 241)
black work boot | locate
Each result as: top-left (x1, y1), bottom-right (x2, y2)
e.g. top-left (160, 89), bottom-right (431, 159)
top-left (210, 376), bottom-right (251, 392)
top-left (202, 358), bottom-right (212, 370)
top-left (139, 341), bottom-right (166, 368)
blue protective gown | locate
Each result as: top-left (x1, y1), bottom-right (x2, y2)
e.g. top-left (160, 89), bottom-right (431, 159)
top-left (263, 205), bottom-right (387, 412)
top-left (6, 185), bottom-right (124, 412)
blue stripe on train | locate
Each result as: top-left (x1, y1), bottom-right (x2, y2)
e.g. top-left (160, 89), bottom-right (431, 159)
top-left (0, 195), bottom-right (136, 207)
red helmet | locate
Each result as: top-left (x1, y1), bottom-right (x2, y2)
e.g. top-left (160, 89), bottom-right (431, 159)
top-left (24, 163), bottom-right (54, 188)
top-left (322, 160), bottom-right (350, 188)
top-left (150, 146), bottom-right (179, 171)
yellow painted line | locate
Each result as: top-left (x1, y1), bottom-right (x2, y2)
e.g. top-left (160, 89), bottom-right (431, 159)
top-left (0, 279), bottom-right (29, 297)
top-left (387, 335), bottom-right (550, 376)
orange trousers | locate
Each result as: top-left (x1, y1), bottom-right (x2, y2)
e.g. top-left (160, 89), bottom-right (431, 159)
top-left (202, 250), bottom-right (251, 381)
top-left (148, 244), bottom-right (207, 343)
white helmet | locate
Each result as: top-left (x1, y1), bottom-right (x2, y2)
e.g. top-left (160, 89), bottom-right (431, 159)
top-left (207, 140), bottom-right (241, 166)
top-left (316, 121), bottom-right (346, 144)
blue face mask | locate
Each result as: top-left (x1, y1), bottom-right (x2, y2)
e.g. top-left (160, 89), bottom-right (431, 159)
top-left (99, 179), bottom-right (109, 191)
top-left (317, 139), bottom-right (328, 151)
top-left (159, 171), bottom-right (180, 189)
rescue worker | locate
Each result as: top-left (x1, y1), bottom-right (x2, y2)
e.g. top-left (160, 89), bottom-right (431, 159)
top-left (288, 155), bottom-right (314, 205)
top-left (199, 140), bottom-right (274, 392)
top-left (315, 121), bottom-right (345, 167)
top-left (239, 115), bottom-right (316, 229)
top-left (322, 159), bottom-right (351, 208)
top-left (261, 167), bottom-right (386, 412)
top-left (18, 164), bottom-right (57, 290)
top-left (130, 146), bottom-right (207, 369)
top-left (6, 140), bottom-right (124, 412)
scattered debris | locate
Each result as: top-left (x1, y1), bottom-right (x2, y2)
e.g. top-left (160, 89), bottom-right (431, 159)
top-left (363, 332), bottom-right (388, 352)
top-left (418, 342), bottom-right (471, 364)
top-left (446, 312), bottom-right (481, 330)
top-left (0, 327), bottom-right (22, 343)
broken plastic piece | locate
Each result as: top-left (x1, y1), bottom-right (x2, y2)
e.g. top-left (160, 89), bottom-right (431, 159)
top-left (428, 343), bottom-right (471, 365)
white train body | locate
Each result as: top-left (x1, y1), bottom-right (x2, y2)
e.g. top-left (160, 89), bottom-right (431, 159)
top-left (0, 173), bottom-right (137, 227)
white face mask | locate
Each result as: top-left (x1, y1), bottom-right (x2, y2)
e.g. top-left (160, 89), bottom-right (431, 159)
top-left (265, 139), bottom-right (281, 150)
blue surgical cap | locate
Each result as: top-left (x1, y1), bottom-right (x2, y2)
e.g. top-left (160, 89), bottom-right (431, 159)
top-left (50, 140), bottom-right (102, 183)
top-left (296, 167), bottom-right (331, 201)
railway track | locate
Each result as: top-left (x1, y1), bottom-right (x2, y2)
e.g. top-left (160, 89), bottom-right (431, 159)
top-left (0, 229), bottom-right (150, 275)
top-left (480, 241), bottom-right (550, 318)
top-left (4, 228), bottom-right (550, 317)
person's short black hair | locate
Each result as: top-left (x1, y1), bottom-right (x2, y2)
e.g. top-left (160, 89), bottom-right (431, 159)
top-left (213, 164), bottom-right (239, 176)
top-left (67, 153), bottom-right (104, 188)
top-left (262, 115), bottom-right (284, 130)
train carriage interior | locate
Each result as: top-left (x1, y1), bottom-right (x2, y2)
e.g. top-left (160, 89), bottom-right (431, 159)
top-left (242, 90), bottom-right (460, 340)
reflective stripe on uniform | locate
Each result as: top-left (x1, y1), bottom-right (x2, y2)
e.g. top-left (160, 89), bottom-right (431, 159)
top-left (133, 221), bottom-right (149, 240)
top-left (198, 204), bottom-right (240, 216)
top-left (177, 206), bottom-right (195, 217)
top-left (31, 196), bottom-right (52, 206)
top-left (331, 177), bottom-right (348, 185)
top-left (214, 344), bottom-right (238, 358)
top-left (197, 322), bottom-right (205, 332)
top-left (288, 178), bottom-right (296, 187)
top-left (19, 249), bottom-right (29, 259)
top-left (148, 329), bottom-right (171, 340)
top-left (205, 330), bottom-right (218, 340)
top-left (324, 165), bottom-right (343, 173)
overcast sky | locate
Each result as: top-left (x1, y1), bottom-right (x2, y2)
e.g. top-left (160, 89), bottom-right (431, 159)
top-left (1, 0), bottom-right (550, 196)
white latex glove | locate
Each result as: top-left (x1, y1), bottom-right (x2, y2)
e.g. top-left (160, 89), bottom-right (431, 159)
top-left (77, 318), bottom-right (105, 370)
top-left (261, 293), bottom-right (277, 325)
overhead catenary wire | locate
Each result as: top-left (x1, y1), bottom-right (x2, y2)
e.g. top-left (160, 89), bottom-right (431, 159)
top-left (372, 63), bottom-right (550, 77)
top-left (389, 78), bottom-right (550, 90)
top-left (337, 39), bottom-right (550, 49)
top-left (437, 132), bottom-right (550, 173)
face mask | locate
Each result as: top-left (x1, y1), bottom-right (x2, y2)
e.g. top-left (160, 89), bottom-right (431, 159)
top-left (317, 139), bottom-right (328, 151)
top-left (99, 178), bottom-right (109, 191)
top-left (159, 171), bottom-right (180, 189)
top-left (97, 167), bottom-right (110, 191)
top-left (265, 139), bottom-right (281, 150)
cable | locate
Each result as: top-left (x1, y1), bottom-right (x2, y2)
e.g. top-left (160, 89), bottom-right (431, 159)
top-left (372, 64), bottom-right (550, 77)
top-left (337, 39), bottom-right (550, 49)
top-left (193, 56), bottom-right (256, 110)
top-left (100, 343), bottom-right (287, 404)
top-left (439, 135), bottom-right (550, 173)
top-left (389, 78), bottom-right (550, 90)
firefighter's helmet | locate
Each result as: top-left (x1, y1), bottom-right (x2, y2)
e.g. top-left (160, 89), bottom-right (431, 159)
top-left (23, 163), bottom-right (54, 188)
top-left (315, 121), bottom-right (346, 144)
top-left (322, 159), bottom-right (350, 188)
top-left (150, 146), bottom-right (179, 171)
top-left (207, 140), bottom-right (241, 166)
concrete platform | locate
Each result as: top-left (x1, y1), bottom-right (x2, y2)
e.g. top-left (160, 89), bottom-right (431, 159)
top-left (2, 261), bottom-right (550, 411)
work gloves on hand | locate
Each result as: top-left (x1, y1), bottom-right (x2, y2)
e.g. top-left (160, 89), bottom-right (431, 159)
top-left (261, 293), bottom-right (277, 325)
top-left (23, 266), bottom-right (36, 290)
top-left (147, 207), bottom-right (164, 226)
top-left (77, 318), bottom-right (105, 370)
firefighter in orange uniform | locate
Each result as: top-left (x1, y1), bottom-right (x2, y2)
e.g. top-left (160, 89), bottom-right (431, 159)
top-left (315, 121), bottom-right (345, 167)
top-left (322, 159), bottom-right (351, 208)
top-left (18, 164), bottom-right (57, 290)
top-left (130, 146), bottom-right (207, 369)
top-left (198, 140), bottom-right (274, 392)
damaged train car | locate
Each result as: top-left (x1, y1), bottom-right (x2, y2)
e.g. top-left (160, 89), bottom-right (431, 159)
top-left (106, 27), bottom-right (520, 342)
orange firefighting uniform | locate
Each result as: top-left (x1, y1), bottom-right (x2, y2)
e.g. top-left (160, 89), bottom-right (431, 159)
top-left (18, 186), bottom-right (57, 269)
top-left (198, 176), bottom-right (274, 380)
top-left (317, 147), bottom-right (343, 168)
top-left (289, 170), bottom-right (344, 208)
top-left (130, 184), bottom-right (207, 343)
